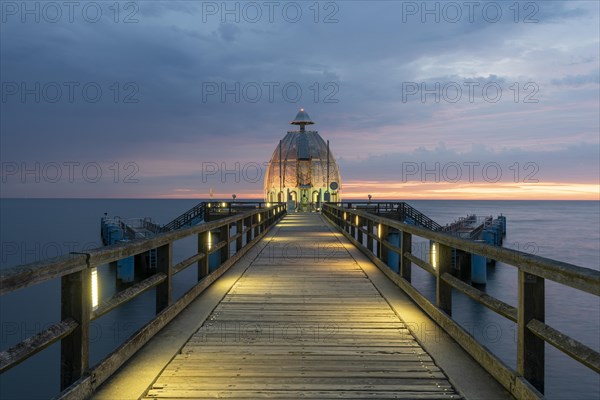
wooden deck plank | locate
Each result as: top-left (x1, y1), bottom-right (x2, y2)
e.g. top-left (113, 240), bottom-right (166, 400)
top-left (145, 390), bottom-right (459, 399)
top-left (142, 214), bottom-right (460, 399)
top-left (159, 366), bottom-right (443, 374)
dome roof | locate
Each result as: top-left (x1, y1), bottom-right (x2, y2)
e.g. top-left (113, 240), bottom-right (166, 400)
top-left (268, 131), bottom-right (330, 164)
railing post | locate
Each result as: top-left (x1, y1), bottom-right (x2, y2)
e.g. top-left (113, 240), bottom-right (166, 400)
top-left (156, 243), bottom-right (172, 313)
top-left (367, 219), bottom-right (374, 253)
top-left (350, 214), bottom-right (356, 238)
top-left (345, 212), bottom-right (351, 234)
top-left (258, 211), bottom-right (269, 235)
top-left (245, 216), bottom-right (252, 244)
top-left (436, 243), bottom-right (453, 315)
top-left (60, 269), bottom-right (90, 390)
top-left (378, 224), bottom-right (388, 263)
top-left (220, 223), bottom-right (230, 264)
top-left (252, 212), bottom-right (260, 238)
top-left (386, 228), bottom-right (400, 273)
top-left (198, 231), bottom-right (209, 280)
top-left (518, 271), bottom-right (545, 393)
top-left (458, 250), bottom-right (472, 281)
top-left (356, 215), bottom-right (363, 245)
top-left (400, 231), bottom-right (412, 282)
top-left (236, 219), bottom-right (243, 252)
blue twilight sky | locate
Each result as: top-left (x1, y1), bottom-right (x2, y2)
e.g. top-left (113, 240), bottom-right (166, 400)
top-left (0, 1), bottom-right (598, 199)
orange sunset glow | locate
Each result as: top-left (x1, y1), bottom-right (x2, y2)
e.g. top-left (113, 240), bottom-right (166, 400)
top-left (155, 181), bottom-right (599, 201)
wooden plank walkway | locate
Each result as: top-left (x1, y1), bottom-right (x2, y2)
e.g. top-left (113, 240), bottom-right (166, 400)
top-left (143, 213), bottom-right (461, 399)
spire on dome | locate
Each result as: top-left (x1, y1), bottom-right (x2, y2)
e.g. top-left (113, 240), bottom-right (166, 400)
top-left (290, 108), bottom-right (315, 131)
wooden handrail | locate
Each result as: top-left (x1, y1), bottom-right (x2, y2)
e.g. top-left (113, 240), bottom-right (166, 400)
top-left (0, 207), bottom-right (286, 295)
top-left (441, 272), bottom-right (518, 322)
top-left (0, 318), bottom-right (78, 373)
top-left (527, 319), bottom-right (600, 373)
top-left (0, 254), bottom-right (88, 296)
top-left (90, 273), bottom-right (167, 320)
top-left (322, 203), bottom-right (599, 399)
top-left (0, 204), bottom-right (286, 397)
top-left (327, 204), bottom-right (600, 295)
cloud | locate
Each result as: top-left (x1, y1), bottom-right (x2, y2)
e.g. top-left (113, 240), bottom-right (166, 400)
top-left (0, 0), bottom-right (598, 198)
top-left (338, 142), bottom-right (600, 184)
top-left (551, 70), bottom-right (600, 86)
top-left (217, 23), bottom-right (241, 42)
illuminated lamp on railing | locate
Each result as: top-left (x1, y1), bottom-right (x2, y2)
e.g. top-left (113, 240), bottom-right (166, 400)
top-left (91, 267), bottom-right (99, 309)
top-left (208, 231), bottom-right (212, 251)
top-left (431, 242), bottom-right (438, 270)
top-left (378, 224), bottom-right (381, 238)
top-left (355, 215), bottom-right (359, 226)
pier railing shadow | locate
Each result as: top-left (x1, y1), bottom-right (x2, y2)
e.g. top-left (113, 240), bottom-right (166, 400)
top-left (322, 203), bottom-right (600, 400)
top-left (0, 203), bottom-right (286, 399)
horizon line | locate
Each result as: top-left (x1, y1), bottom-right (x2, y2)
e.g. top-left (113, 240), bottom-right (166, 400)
top-left (1, 197), bottom-right (598, 201)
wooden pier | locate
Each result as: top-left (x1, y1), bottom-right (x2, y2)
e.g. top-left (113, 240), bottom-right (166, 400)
top-left (143, 213), bottom-right (460, 399)
top-left (1, 203), bottom-right (598, 400)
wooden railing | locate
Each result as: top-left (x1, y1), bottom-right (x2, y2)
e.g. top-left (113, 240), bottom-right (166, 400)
top-left (0, 204), bottom-right (286, 399)
top-left (322, 203), bottom-right (600, 400)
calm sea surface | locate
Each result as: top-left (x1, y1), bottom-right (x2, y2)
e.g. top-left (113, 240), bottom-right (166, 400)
top-left (0, 199), bottom-right (598, 399)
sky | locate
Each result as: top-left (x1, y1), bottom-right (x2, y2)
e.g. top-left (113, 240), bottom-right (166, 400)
top-left (0, 0), bottom-right (599, 200)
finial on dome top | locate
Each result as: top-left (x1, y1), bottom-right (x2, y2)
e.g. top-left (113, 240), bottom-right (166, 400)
top-left (291, 108), bottom-right (314, 131)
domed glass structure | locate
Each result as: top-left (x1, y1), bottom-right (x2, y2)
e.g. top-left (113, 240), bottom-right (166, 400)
top-left (264, 109), bottom-right (342, 211)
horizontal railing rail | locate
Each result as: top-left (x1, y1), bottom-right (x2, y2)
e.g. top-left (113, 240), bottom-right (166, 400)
top-left (322, 203), bottom-right (599, 400)
top-left (0, 204), bottom-right (286, 399)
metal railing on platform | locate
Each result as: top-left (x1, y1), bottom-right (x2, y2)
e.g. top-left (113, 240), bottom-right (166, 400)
top-left (322, 203), bottom-right (600, 400)
top-left (0, 204), bottom-right (286, 399)
top-left (161, 201), bottom-right (276, 232)
top-left (161, 202), bottom-right (207, 232)
top-left (334, 201), bottom-right (444, 231)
